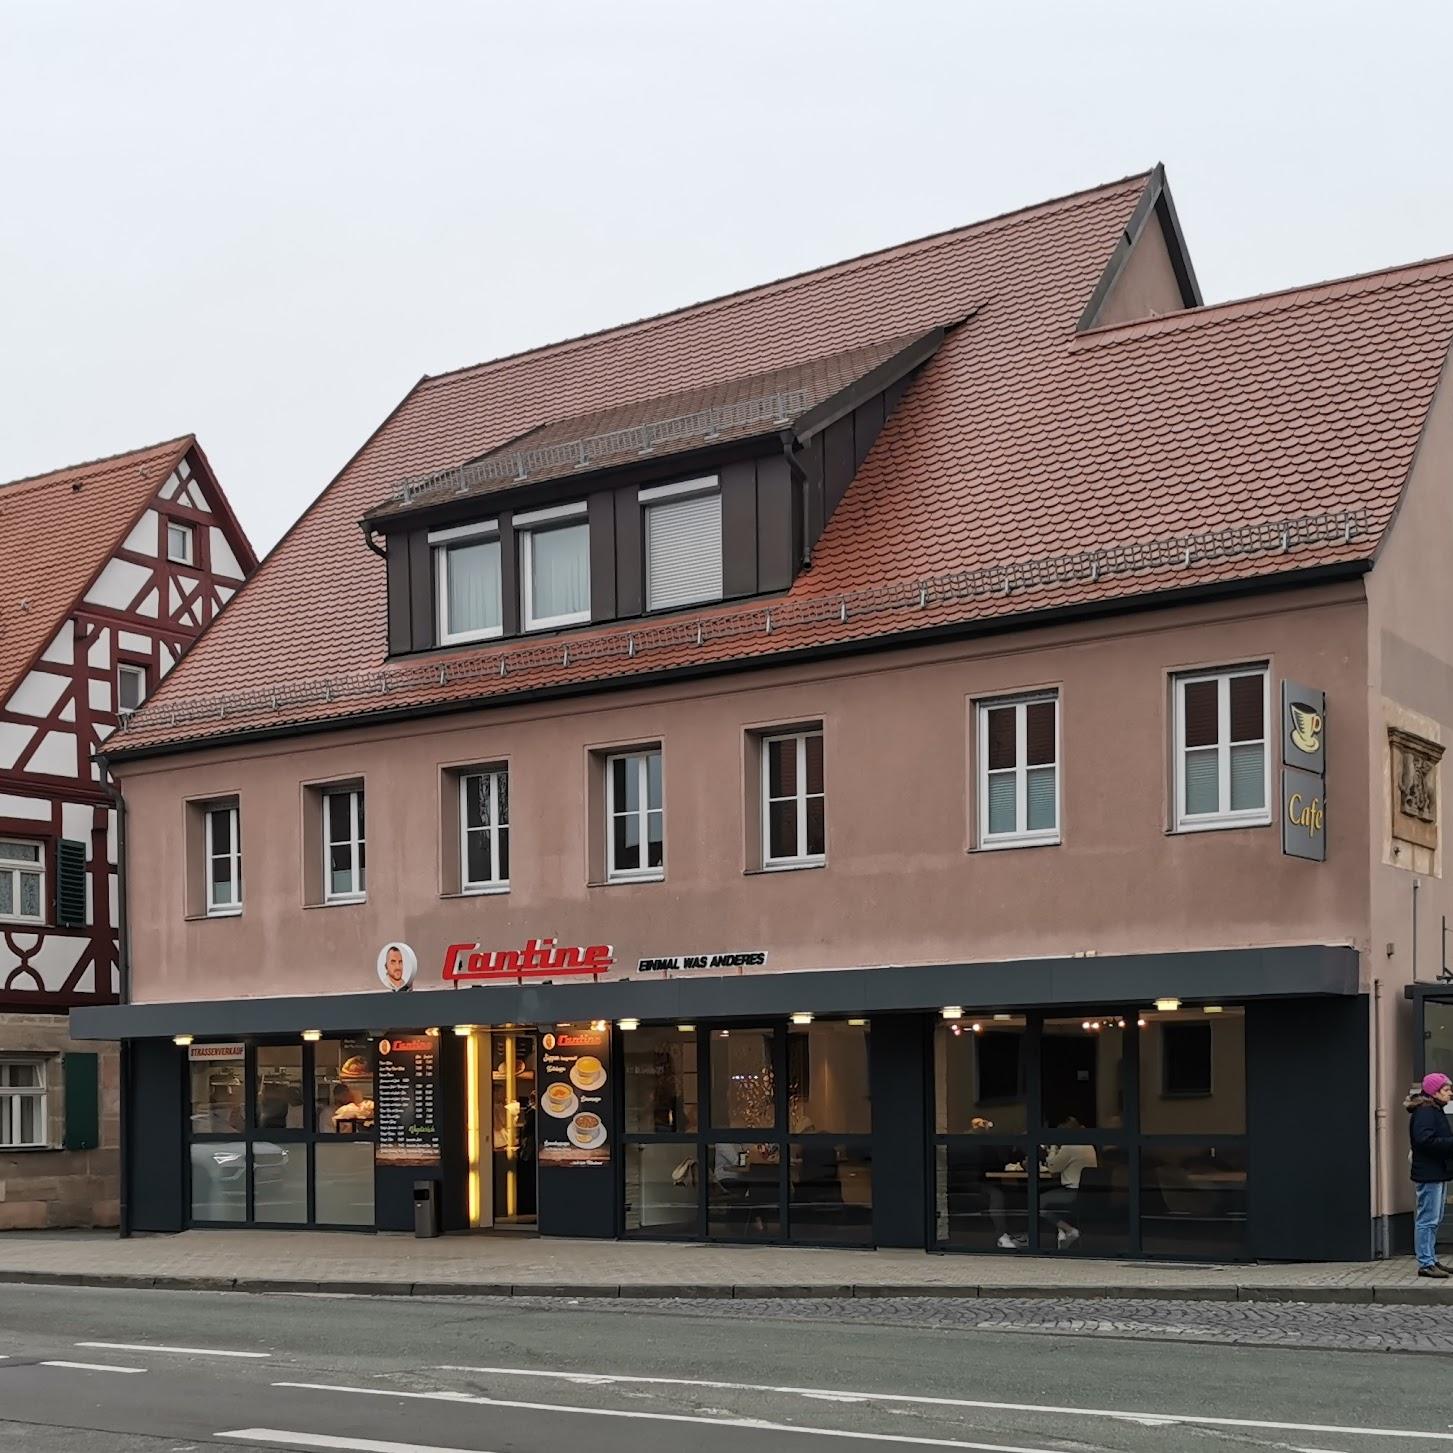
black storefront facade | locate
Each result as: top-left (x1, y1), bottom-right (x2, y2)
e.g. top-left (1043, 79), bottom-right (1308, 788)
top-left (71, 943), bottom-right (1372, 1261)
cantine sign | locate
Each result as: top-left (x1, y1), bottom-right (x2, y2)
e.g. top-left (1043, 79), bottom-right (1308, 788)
top-left (443, 937), bottom-right (616, 984)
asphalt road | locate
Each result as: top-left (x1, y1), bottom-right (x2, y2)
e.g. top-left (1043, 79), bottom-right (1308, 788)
top-left (0, 1282), bottom-right (1448, 1452)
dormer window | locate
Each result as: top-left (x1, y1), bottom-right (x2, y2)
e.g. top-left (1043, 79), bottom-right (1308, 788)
top-left (432, 521), bottom-right (503, 644)
top-left (517, 503), bottom-right (590, 632)
top-left (642, 476), bottom-right (722, 612)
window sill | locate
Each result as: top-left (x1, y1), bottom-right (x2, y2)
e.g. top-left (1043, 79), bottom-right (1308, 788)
top-left (309, 896), bottom-right (368, 909)
top-left (1170, 815), bottom-right (1272, 836)
top-left (0, 917), bottom-right (46, 929)
top-left (523, 611), bottom-right (592, 633)
top-left (596, 872), bottom-right (666, 887)
top-left (447, 884), bottom-right (510, 898)
top-left (751, 857), bottom-right (827, 875)
top-left (973, 834), bottom-right (1061, 853)
top-left (199, 907), bottom-right (243, 920)
top-left (440, 626), bottom-right (503, 647)
top-left (0, 1143), bottom-right (56, 1154)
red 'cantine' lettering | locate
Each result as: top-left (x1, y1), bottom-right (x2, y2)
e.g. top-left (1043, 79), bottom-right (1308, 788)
top-left (442, 938), bottom-right (615, 983)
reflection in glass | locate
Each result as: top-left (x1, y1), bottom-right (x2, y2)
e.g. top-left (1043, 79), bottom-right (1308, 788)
top-left (624, 1027), bottom-right (698, 1133)
top-left (1139, 1010), bottom-right (1245, 1134)
top-left (936, 1141), bottom-right (1029, 1250)
top-left (251, 1141), bottom-right (307, 1223)
top-left (1040, 1018), bottom-right (1124, 1130)
top-left (710, 1029), bottom-right (775, 1129)
top-left (1040, 1141), bottom-right (1129, 1254)
top-left (708, 1141), bottom-right (780, 1239)
top-left (315, 1140), bottom-right (375, 1225)
top-left (255, 1046), bottom-right (304, 1129)
top-left (787, 1021), bottom-right (868, 1135)
top-left (790, 1144), bottom-right (871, 1244)
top-left (936, 1020), bottom-right (1027, 1134)
top-left (189, 1053), bottom-right (245, 1134)
top-left (625, 1143), bottom-right (699, 1236)
top-left (1139, 1144), bottom-right (1247, 1257)
top-left (190, 1141), bottom-right (248, 1221)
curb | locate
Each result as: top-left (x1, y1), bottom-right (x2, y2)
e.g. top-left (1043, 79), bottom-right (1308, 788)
top-left (2, 1267), bottom-right (1450, 1305)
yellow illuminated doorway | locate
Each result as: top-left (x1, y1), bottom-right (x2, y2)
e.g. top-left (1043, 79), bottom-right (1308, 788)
top-left (469, 1031), bottom-right (538, 1230)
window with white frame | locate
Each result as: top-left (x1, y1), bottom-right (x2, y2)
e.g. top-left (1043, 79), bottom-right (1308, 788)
top-left (518, 504), bottom-right (590, 631)
top-left (0, 839), bottom-right (44, 923)
top-left (0, 1059), bottom-right (46, 1149)
top-left (762, 729), bottom-right (825, 868)
top-left (117, 663), bottom-right (147, 713)
top-left (324, 788), bottom-right (366, 901)
top-left (642, 476), bottom-right (722, 612)
top-left (978, 693), bottom-right (1059, 846)
top-left (607, 750), bottom-right (663, 881)
top-left (206, 801), bottom-right (242, 915)
top-left (1174, 666), bottom-right (1270, 829)
top-left (433, 521), bottom-right (502, 644)
top-left (167, 520), bottom-right (194, 564)
top-left (461, 768), bottom-right (509, 891)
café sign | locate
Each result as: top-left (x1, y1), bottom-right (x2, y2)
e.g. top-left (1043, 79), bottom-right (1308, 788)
top-left (1281, 679), bottom-right (1326, 862)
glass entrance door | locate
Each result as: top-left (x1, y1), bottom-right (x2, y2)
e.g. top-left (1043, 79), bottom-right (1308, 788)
top-left (490, 1031), bottom-right (537, 1229)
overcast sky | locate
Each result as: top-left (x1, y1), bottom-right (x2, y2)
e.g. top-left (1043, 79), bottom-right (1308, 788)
top-left (3, 1), bottom-right (1450, 555)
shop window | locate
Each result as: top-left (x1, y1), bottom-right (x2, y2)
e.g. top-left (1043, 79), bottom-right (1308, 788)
top-left (0, 839), bottom-right (44, 924)
top-left (251, 1143), bottom-right (308, 1224)
top-left (977, 693), bottom-right (1059, 846)
top-left (935, 1017), bottom-right (1027, 1134)
top-left (607, 749), bottom-right (664, 882)
top-left (1139, 1009), bottom-right (1245, 1134)
top-left (314, 1038), bottom-right (376, 1134)
top-left (189, 1046), bottom-right (245, 1134)
top-left (1139, 1144), bottom-right (1247, 1258)
top-left (642, 476), bottom-right (723, 612)
top-left (625, 1143), bottom-right (700, 1236)
top-left (460, 767), bottom-right (510, 892)
top-left (1040, 1016), bottom-right (1126, 1130)
top-left (0, 1058), bottom-right (47, 1149)
top-left (433, 521), bottom-right (503, 644)
top-left (935, 1141), bottom-right (1030, 1252)
top-left (518, 504), bottom-right (590, 631)
top-left (709, 1027), bottom-right (776, 1130)
top-left (315, 1141), bottom-right (375, 1226)
top-left (708, 1141), bottom-right (781, 1240)
top-left (324, 787), bottom-right (366, 902)
top-left (190, 1141), bottom-right (247, 1222)
top-left (786, 1020), bottom-right (869, 1135)
top-left (623, 1026), bottom-right (698, 1133)
top-left (760, 728), bottom-right (826, 869)
top-left (1173, 666), bottom-right (1269, 830)
top-left (205, 800), bottom-right (242, 916)
top-left (255, 1046), bottom-right (304, 1130)
top-left (1040, 1141), bottom-right (1131, 1256)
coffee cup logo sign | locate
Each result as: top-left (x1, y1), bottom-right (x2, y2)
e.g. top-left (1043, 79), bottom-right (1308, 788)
top-left (1281, 678), bottom-right (1327, 863)
top-left (1289, 702), bottom-right (1323, 756)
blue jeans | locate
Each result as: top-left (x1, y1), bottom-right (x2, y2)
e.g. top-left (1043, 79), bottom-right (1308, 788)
top-left (1415, 1180), bottom-right (1448, 1267)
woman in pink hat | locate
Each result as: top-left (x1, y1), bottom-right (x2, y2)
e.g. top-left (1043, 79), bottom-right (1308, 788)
top-left (1407, 1072), bottom-right (1453, 1277)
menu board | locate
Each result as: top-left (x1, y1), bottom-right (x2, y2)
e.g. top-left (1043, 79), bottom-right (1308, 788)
top-left (375, 1034), bottom-right (440, 1166)
top-left (538, 1025), bottom-right (610, 1167)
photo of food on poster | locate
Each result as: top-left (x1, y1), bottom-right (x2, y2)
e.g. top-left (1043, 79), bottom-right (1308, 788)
top-left (375, 1034), bottom-right (441, 1165)
top-left (538, 1025), bottom-right (610, 1167)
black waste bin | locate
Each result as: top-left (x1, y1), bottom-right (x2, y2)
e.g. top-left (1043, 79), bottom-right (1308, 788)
top-left (413, 1179), bottom-right (440, 1238)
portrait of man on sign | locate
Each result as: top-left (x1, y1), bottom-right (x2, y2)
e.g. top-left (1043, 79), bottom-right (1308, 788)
top-left (377, 942), bottom-right (418, 992)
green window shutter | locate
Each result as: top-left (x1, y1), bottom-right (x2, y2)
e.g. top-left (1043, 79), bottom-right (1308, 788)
top-left (56, 839), bottom-right (87, 927)
top-left (63, 1052), bottom-right (99, 1151)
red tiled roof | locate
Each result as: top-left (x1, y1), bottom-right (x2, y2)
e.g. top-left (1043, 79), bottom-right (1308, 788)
top-left (115, 171), bottom-right (1453, 753)
top-left (367, 329), bottom-right (947, 520)
top-left (0, 437), bottom-right (195, 701)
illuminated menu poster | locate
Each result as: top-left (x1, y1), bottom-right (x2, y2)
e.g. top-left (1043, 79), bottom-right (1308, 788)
top-left (376, 1034), bottom-right (440, 1165)
top-left (538, 1026), bottom-right (610, 1168)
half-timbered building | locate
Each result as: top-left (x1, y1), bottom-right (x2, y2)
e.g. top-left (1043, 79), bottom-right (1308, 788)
top-left (0, 436), bottom-right (255, 1227)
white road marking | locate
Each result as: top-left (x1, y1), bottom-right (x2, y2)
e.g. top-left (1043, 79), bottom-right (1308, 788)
top-left (432, 1363), bottom-right (1453, 1444)
top-left (272, 1381), bottom-right (1087, 1451)
top-left (41, 1359), bottom-right (147, 1374)
top-left (78, 1340), bottom-right (270, 1359)
top-left (219, 1434), bottom-right (498, 1453)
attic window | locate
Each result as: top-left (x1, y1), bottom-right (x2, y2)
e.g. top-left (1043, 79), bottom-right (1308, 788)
top-left (517, 503), bottom-right (590, 632)
top-left (167, 521), bottom-right (194, 565)
top-left (642, 476), bottom-right (722, 612)
top-left (430, 521), bottom-right (502, 645)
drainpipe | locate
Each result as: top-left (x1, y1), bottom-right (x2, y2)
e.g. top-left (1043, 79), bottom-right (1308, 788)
top-left (1372, 976), bottom-right (1387, 1258)
top-left (1413, 877), bottom-right (1420, 981)
top-left (99, 757), bottom-right (132, 1237)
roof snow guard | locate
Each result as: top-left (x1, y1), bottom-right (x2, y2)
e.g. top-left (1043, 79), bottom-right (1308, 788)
top-left (394, 387), bottom-right (810, 507)
top-left (116, 505), bottom-right (1367, 738)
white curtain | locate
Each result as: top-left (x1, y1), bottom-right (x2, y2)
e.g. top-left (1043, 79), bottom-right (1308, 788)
top-left (531, 523), bottom-right (590, 620)
top-left (447, 539), bottom-right (501, 634)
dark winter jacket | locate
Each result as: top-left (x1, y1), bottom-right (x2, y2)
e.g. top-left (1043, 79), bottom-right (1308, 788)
top-left (1406, 1091), bottom-right (1453, 1183)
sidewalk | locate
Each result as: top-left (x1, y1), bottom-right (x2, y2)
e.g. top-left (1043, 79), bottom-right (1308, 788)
top-left (1, 1228), bottom-right (1449, 1304)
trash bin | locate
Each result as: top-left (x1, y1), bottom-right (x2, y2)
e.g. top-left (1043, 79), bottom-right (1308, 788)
top-left (413, 1179), bottom-right (440, 1238)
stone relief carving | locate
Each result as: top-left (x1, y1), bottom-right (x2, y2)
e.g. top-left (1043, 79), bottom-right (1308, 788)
top-left (1390, 728), bottom-right (1444, 852)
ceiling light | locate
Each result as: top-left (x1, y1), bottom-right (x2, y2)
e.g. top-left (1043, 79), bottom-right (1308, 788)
top-left (425, 1027), bottom-right (441, 1038)
top-left (618, 1018), bottom-right (640, 1032)
top-left (790, 1012), bottom-right (814, 1025)
top-left (301, 1029), bottom-right (323, 1042)
top-left (677, 1024), bottom-right (695, 1032)
top-left (172, 1034), bottom-right (193, 1047)
top-left (1137, 1018), bottom-right (1147, 1027)
top-left (993, 1014), bottom-right (1012, 1022)
top-left (941, 1006), bottom-right (963, 1021)
top-left (971, 1022), bottom-right (983, 1033)
top-left (452, 1024), bottom-right (474, 1038)
top-left (717, 1029), bottom-right (730, 1038)
top-left (847, 1018), bottom-right (868, 1026)
top-left (590, 1019), bottom-right (608, 1032)
top-left (1204, 1005), bottom-right (1224, 1014)
top-left (1154, 998), bottom-right (1181, 1013)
